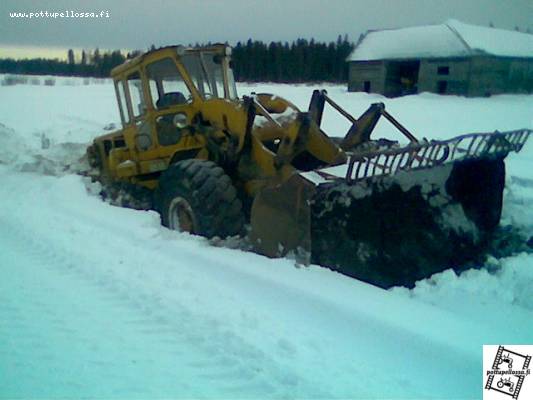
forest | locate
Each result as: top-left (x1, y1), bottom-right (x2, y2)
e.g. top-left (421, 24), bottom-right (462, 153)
top-left (0, 36), bottom-right (354, 83)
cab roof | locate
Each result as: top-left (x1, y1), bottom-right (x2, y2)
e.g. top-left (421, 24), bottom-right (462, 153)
top-left (110, 44), bottom-right (229, 78)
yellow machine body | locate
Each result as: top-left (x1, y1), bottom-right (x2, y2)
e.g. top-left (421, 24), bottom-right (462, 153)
top-left (88, 44), bottom-right (531, 288)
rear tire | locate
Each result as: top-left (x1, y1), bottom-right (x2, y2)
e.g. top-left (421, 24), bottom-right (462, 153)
top-left (156, 160), bottom-right (244, 238)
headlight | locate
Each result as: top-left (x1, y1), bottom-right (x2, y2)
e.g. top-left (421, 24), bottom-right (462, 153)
top-left (173, 113), bottom-right (188, 129)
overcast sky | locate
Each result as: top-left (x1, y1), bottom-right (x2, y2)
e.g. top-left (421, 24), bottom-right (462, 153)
top-left (1, 0), bottom-right (532, 53)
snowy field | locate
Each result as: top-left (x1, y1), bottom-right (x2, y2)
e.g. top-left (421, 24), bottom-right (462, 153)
top-left (0, 75), bottom-right (532, 399)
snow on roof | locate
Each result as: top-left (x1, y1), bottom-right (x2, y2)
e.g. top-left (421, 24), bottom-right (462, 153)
top-left (348, 20), bottom-right (533, 61)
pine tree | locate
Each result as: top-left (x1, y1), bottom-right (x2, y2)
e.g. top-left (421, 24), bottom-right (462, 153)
top-left (67, 49), bottom-right (75, 65)
top-left (67, 49), bottom-right (75, 74)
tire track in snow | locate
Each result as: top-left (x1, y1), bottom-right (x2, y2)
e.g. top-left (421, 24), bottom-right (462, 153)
top-left (0, 213), bottom-right (317, 398)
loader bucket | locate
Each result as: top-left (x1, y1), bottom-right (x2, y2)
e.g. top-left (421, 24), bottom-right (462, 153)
top-left (250, 173), bottom-right (315, 261)
top-left (251, 129), bottom-right (531, 288)
top-left (311, 157), bottom-right (505, 288)
top-left (309, 129), bottom-right (531, 288)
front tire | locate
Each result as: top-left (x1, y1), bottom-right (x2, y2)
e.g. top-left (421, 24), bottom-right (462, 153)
top-left (156, 159), bottom-right (244, 238)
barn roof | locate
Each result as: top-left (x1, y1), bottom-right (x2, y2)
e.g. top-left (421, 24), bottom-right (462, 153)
top-left (348, 20), bottom-right (533, 61)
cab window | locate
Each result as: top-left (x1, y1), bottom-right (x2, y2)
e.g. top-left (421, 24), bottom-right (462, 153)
top-left (181, 54), bottom-right (211, 98)
top-left (126, 71), bottom-right (146, 119)
top-left (146, 58), bottom-right (191, 109)
top-left (180, 51), bottom-right (238, 100)
top-left (201, 53), bottom-right (225, 98)
top-left (114, 80), bottom-right (128, 124)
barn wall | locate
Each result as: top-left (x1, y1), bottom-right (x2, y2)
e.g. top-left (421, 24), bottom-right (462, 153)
top-left (348, 57), bottom-right (533, 97)
top-left (507, 59), bottom-right (533, 93)
top-left (468, 57), bottom-right (510, 96)
top-left (418, 58), bottom-right (470, 95)
top-left (468, 57), bottom-right (533, 96)
top-left (348, 61), bottom-right (385, 94)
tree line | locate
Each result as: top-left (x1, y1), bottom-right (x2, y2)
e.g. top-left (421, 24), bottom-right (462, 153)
top-left (0, 48), bottom-right (130, 78)
top-left (0, 36), bottom-right (354, 83)
top-left (232, 36), bottom-right (353, 82)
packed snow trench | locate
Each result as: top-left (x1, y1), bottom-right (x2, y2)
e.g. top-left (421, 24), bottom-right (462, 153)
top-left (1, 75), bottom-right (532, 399)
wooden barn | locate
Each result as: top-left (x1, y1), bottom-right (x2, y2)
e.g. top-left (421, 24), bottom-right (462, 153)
top-left (347, 20), bottom-right (533, 97)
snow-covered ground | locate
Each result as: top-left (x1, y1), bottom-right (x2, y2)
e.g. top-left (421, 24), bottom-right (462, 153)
top-left (0, 75), bottom-right (532, 399)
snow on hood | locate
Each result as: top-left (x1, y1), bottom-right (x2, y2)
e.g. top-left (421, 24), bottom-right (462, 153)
top-left (348, 19), bottom-right (533, 61)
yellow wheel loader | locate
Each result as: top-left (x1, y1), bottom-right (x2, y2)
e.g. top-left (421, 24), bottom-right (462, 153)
top-left (87, 44), bottom-right (531, 288)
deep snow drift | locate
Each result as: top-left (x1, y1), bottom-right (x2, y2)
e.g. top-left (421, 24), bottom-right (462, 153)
top-left (0, 75), bottom-right (532, 399)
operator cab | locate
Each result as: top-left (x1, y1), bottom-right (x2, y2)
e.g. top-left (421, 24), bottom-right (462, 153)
top-left (110, 45), bottom-right (238, 151)
top-left (111, 44), bottom-right (238, 122)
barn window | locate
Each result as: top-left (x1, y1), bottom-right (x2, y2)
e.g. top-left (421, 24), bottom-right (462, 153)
top-left (437, 80), bottom-right (447, 94)
top-left (438, 66), bottom-right (449, 75)
top-left (363, 81), bottom-right (371, 93)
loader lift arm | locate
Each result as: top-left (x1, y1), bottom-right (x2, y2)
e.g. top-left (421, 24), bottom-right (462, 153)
top-left (308, 89), bottom-right (418, 150)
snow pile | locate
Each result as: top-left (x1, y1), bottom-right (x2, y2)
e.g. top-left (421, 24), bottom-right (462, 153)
top-left (0, 122), bottom-right (88, 176)
top-left (348, 19), bottom-right (533, 61)
top-left (0, 122), bottom-right (29, 165)
top-left (0, 76), bottom-right (532, 399)
top-left (392, 253), bottom-right (533, 327)
top-left (0, 75), bottom-right (118, 175)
